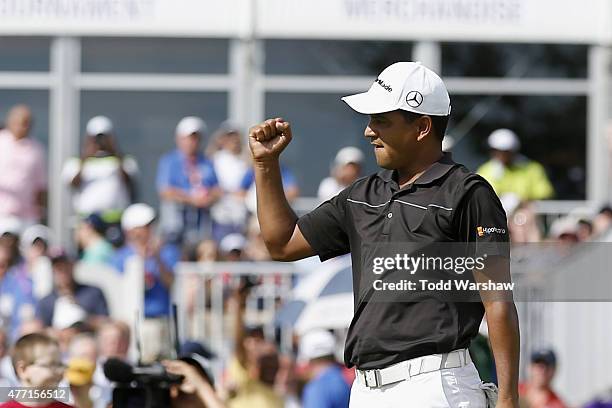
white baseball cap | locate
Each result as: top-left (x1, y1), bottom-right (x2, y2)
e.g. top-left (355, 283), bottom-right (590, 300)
top-left (299, 329), bottom-right (336, 361)
top-left (121, 203), bottom-right (156, 231)
top-left (549, 216), bottom-right (579, 238)
top-left (342, 61), bottom-right (451, 116)
top-left (86, 116), bottom-right (114, 136)
top-left (334, 146), bottom-right (364, 166)
top-left (219, 233), bottom-right (247, 253)
top-left (488, 129), bottom-right (521, 152)
top-left (176, 116), bottom-right (207, 138)
top-left (21, 224), bottom-right (52, 247)
top-left (0, 217), bottom-right (23, 236)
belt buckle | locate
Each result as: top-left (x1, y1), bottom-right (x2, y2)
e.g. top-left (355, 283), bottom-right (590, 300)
top-left (364, 369), bottom-right (381, 388)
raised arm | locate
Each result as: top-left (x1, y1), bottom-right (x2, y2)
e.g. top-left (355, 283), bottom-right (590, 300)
top-left (248, 118), bottom-right (314, 261)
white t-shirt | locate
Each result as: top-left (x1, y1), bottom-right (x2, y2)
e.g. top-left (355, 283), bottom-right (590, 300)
top-left (211, 150), bottom-right (248, 225)
top-left (62, 155), bottom-right (138, 215)
top-left (213, 150), bottom-right (248, 193)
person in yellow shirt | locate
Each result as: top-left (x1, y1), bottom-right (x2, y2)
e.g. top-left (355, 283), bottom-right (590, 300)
top-left (478, 129), bottom-right (554, 204)
top-left (225, 285), bottom-right (283, 408)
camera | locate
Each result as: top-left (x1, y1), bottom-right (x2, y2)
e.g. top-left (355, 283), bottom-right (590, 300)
top-left (103, 358), bottom-right (183, 408)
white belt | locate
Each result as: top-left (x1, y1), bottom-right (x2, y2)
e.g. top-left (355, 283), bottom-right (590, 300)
top-left (356, 349), bottom-right (472, 389)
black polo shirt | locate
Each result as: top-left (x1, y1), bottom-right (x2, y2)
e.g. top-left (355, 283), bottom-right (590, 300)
top-left (297, 153), bottom-right (509, 369)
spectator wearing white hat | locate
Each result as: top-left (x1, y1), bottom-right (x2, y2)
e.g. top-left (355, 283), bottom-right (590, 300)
top-left (209, 121), bottom-right (249, 242)
top-left (298, 330), bottom-right (350, 408)
top-left (111, 203), bottom-right (181, 362)
top-left (219, 233), bottom-right (247, 262)
top-left (157, 116), bottom-right (222, 247)
top-left (21, 223), bottom-right (54, 299)
top-left (477, 128), bottom-right (554, 202)
top-left (62, 115), bottom-right (139, 245)
top-left (317, 146), bottom-right (365, 202)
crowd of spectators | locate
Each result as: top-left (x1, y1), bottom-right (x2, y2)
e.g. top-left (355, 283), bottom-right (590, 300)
top-left (1, 104), bottom-right (611, 407)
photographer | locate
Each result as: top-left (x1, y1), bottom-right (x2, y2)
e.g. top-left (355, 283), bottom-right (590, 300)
top-left (163, 359), bottom-right (225, 408)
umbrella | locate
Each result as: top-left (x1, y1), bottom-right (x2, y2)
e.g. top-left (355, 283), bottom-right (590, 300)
top-left (277, 255), bottom-right (354, 335)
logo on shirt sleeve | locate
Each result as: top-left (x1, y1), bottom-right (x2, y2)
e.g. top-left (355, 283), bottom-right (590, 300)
top-left (477, 226), bottom-right (506, 236)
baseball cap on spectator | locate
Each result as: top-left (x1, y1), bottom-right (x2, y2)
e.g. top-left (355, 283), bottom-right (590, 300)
top-left (121, 203), bottom-right (156, 231)
top-left (342, 61), bottom-right (451, 116)
top-left (219, 233), bottom-right (246, 254)
top-left (21, 224), bottom-right (52, 248)
top-left (334, 147), bottom-right (364, 166)
top-left (53, 297), bottom-right (87, 330)
top-left (176, 116), bottom-right (207, 137)
top-left (549, 216), bottom-right (579, 239)
top-left (0, 217), bottom-right (23, 237)
top-left (179, 353), bottom-right (215, 386)
top-left (83, 213), bottom-right (107, 235)
top-left (488, 129), bottom-right (521, 152)
top-left (217, 120), bottom-right (241, 134)
top-left (531, 349), bottom-right (557, 367)
top-left (299, 329), bottom-right (336, 362)
top-left (86, 115), bottom-right (114, 136)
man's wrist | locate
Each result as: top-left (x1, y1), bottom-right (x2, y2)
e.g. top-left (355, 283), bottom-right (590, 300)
top-left (253, 157), bottom-right (280, 170)
top-left (498, 390), bottom-right (519, 401)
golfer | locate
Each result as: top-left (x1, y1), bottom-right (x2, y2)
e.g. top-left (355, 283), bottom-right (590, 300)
top-left (248, 62), bottom-right (519, 407)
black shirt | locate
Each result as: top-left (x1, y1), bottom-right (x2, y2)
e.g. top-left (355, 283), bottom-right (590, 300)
top-left (297, 153), bottom-right (509, 369)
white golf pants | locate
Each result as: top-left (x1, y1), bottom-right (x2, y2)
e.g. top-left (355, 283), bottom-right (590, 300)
top-left (349, 362), bottom-right (489, 408)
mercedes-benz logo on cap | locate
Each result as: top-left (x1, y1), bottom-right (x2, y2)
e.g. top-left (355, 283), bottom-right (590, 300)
top-left (406, 91), bottom-right (424, 108)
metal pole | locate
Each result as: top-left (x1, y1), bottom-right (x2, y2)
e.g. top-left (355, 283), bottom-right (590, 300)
top-left (587, 45), bottom-right (611, 206)
top-left (49, 36), bottom-right (80, 246)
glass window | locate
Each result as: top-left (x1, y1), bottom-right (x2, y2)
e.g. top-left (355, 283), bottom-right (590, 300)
top-left (265, 40), bottom-right (413, 76)
top-left (0, 90), bottom-right (50, 148)
top-left (80, 91), bottom-right (228, 207)
top-left (265, 92), bottom-right (377, 196)
top-left (81, 38), bottom-right (229, 74)
top-left (441, 43), bottom-right (588, 78)
top-left (447, 95), bottom-right (587, 199)
top-left (0, 37), bottom-right (50, 71)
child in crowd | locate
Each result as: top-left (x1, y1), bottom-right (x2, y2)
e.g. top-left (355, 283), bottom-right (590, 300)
top-left (0, 333), bottom-right (73, 408)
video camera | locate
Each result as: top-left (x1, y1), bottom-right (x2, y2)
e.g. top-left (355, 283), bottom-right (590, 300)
top-left (103, 358), bottom-right (183, 408)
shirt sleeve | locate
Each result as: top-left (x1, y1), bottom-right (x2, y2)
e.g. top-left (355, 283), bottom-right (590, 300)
top-left (92, 287), bottom-right (109, 316)
top-left (240, 169), bottom-right (254, 190)
top-left (160, 245), bottom-right (181, 271)
top-left (122, 155), bottom-right (139, 176)
top-left (527, 162), bottom-right (554, 200)
top-left (202, 162), bottom-right (219, 188)
top-left (156, 155), bottom-right (172, 192)
top-left (297, 187), bottom-right (351, 262)
top-left (32, 144), bottom-right (47, 190)
top-left (454, 181), bottom-right (510, 258)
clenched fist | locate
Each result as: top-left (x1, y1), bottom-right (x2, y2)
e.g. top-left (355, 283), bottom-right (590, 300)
top-left (248, 118), bottom-right (292, 162)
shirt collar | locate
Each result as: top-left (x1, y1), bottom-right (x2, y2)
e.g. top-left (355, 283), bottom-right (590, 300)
top-left (377, 152), bottom-right (457, 186)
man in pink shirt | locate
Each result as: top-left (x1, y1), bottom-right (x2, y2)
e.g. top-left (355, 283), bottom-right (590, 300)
top-left (0, 105), bottom-right (47, 224)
